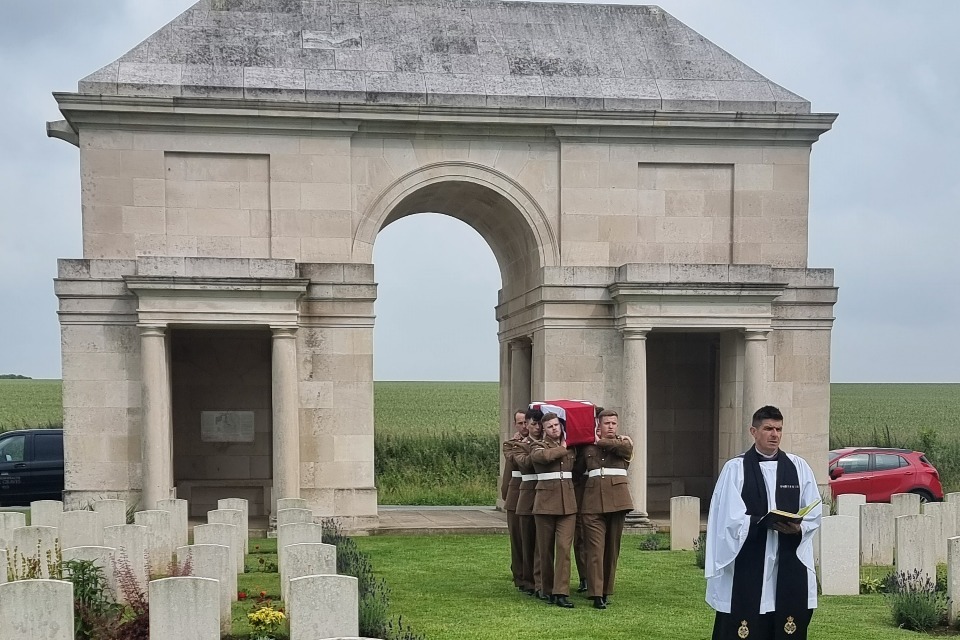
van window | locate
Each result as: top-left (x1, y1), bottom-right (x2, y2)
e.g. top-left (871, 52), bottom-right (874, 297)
top-left (34, 433), bottom-right (63, 461)
top-left (0, 435), bottom-right (26, 462)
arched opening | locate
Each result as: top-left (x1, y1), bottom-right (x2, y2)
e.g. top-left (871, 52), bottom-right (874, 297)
top-left (367, 178), bottom-right (546, 506)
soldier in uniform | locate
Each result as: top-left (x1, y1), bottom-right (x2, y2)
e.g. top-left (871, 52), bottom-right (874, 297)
top-left (511, 408), bottom-right (544, 597)
top-left (531, 412), bottom-right (578, 608)
top-left (501, 408), bottom-right (528, 590)
top-left (574, 409), bottom-right (634, 609)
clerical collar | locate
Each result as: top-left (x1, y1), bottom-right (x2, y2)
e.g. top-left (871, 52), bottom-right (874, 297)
top-left (757, 448), bottom-right (779, 460)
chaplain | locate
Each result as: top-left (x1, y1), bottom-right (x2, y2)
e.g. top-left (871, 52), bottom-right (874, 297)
top-left (705, 405), bottom-right (822, 640)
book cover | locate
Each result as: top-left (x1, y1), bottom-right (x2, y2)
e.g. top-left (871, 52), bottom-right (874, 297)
top-left (759, 498), bottom-right (822, 526)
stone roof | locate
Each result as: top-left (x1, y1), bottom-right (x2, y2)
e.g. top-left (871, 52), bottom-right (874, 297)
top-left (78, 0), bottom-right (809, 114)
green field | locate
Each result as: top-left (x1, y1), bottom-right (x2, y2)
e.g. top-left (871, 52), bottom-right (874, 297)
top-left (3, 380), bottom-right (960, 502)
top-left (355, 534), bottom-right (924, 640)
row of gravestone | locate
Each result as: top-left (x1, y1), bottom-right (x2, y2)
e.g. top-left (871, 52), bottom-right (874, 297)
top-left (817, 492), bottom-right (960, 600)
top-left (0, 497), bottom-right (367, 639)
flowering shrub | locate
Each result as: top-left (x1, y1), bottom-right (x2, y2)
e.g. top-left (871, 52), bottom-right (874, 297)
top-left (247, 604), bottom-right (286, 640)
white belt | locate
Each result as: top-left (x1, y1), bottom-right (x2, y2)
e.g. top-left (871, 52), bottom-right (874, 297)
top-left (521, 474), bottom-right (538, 482)
top-left (537, 471), bottom-right (573, 481)
top-left (587, 468), bottom-right (627, 478)
top-left (511, 471), bottom-right (522, 478)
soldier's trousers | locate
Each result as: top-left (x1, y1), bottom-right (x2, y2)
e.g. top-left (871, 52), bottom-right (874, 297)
top-left (581, 510), bottom-right (626, 597)
top-left (535, 513), bottom-right (576, 597)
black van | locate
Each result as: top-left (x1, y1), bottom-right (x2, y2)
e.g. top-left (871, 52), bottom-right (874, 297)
top-left (0, 428), bottom-right (64, 506)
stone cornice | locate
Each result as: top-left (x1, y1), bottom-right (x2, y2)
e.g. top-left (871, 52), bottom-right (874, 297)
top-left (123, 276), bottom-right (309, 294)
top-left (51, 93), bottom-right (836, 145)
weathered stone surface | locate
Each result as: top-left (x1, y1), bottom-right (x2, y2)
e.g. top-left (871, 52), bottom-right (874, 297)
top-left (192, 523), bottom-right (242, 575)
top-left (820, 515), bottom-right (859, 595)
top-left (60, 510), bottom-right (105, 548)
top-left (133, 510), bottom-right (175, 576)
top-left (148, 577), bottom-right (220, 640)
top-left (62, 546), bottom-right (116, 599)
top-left (891, 493), bottom-right (921, 518)
top-left (288, 574), bottom-right (358, 638)
top-left (949, 537), bottom-right (960, 625)
top-left (7, 526), bottom-right (59, 579)
top-left (277, 498), bottom-right (308, 512)
top-left (78, 1), bottom-right (809, 113)
top-left (207, 509), bottom-right (246, 573)
top-left (0, 579), bottom-right (74, 640)
top-left (277, 523), bottom-right (324, 572)
top-left (103, 524), bottom-right (149, 598)
top-left (217, 498), bottom-right (249, 553)
top-left (30, 500), bottom-right (63, 528)
top-left (281, 542), bottom-right (337, 605)
top-left (158, 499), bottom-right (189, 551)
top-left (177, 544), bottom-right (236, 635)
top-left (860, 503), bottom-right (894, 566)
top-left (669, 496), bottom-right (700, 551)
top-left (93, 499), bottom-right (128, 527)
top-left (896, 514), bottom-right (936, 584)
top-left (836, 493), bottom-right (866, 519)
top-left (277, 508), bottom-right (314, 527)
top-left (923, 502), bottom-right (950, 564)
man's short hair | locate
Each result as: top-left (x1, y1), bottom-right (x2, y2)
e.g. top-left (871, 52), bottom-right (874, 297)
top-left (525, 407), bottom-right (544, 422)
top-left (597, 409), bottom-right (618, 420)
top-left (541, 412), bottom-right (560, 425)
top-left (515, 408), bottom-right (528, 418)
top-left (751, 405), bottom-right (784, 427)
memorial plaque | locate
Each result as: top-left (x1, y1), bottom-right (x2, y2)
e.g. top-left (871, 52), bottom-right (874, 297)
top-left (201, 411), bottom-right (255, 443)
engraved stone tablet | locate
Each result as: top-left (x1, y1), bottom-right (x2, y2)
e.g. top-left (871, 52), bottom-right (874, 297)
top-left (201, 411), bottom-right (255, 443)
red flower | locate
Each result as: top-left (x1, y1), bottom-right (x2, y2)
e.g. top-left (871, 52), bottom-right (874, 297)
top-left (260, 591), bottom-right (267, 598)
top-left (238, 591), bottom-right (247, 600)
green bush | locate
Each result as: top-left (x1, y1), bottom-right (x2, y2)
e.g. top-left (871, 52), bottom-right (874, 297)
top-left (694, 532), bottom-right (707, 569)
top-left (63, 558), bottom-right (123, 640)
top-left (637, 532), bottom-right (669, 551)
top-left (886, 570), bottom-right (946, 632)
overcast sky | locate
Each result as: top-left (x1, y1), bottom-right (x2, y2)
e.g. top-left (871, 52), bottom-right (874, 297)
top-left (1, 1), bottom-right (958, 383)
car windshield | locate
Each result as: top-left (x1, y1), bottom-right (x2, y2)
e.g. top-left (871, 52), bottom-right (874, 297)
top-left (828, 450), bottom-right (844, 462)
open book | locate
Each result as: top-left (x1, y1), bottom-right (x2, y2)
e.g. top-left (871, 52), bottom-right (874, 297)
top-left (759, 498), bottom-right (822, 527)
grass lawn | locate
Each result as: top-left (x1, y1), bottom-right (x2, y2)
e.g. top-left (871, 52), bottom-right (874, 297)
top-left (356, 534), bottom-right (924, 640)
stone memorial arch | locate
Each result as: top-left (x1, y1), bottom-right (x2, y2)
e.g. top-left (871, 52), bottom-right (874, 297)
top-left (48, 0), bottom-right (837, 527)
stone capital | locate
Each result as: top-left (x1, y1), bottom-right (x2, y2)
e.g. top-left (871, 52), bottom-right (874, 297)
top-left (271, 326), bottom-right (298, 340)
top-left (138, 324), bottom-right (167, 338)
top-left (508, 339), bottom-right (531, 352)
top-left (620, 327), bottom-right (650, 341)
top-left (743, 329), bottom-right (770, 342)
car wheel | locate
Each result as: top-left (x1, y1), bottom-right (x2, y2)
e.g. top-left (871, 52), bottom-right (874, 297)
top-left (909, 489), bottom-right (935, 503)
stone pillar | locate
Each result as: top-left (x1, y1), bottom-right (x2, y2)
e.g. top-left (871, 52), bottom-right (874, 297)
top-left (140, 325), bottom-right (172, 510)
top-left (272, 327), bottom-right (300, 509)
top-left (509, 340), bottom-right (532, 414)
top-left (621, 328), bottom-right (649, 522)
top-left (741, 329), bottom-right (769, 449)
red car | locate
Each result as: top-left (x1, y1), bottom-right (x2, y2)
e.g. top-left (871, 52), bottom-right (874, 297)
top-left (828, 447), bottom-right (944, 503)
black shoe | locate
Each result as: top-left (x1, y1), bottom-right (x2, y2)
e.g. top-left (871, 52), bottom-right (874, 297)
top-left (546, 594), bottom-right (556, 604)
top-left (592, 596), bottom-right (606, 610)
top-left (555, 595), bottom-right (574, 608)
top-left (536, 590), bottom-right (549, 601)
top-left (602, 595), bottom-right (610, 605)
top-left (577, 579), bottom-right (587, 593)
top-left (523, 587), bottom-right (536, 595)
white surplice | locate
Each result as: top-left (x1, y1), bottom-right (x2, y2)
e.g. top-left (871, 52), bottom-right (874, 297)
top-left (704, 452), bottom-right (822, 614)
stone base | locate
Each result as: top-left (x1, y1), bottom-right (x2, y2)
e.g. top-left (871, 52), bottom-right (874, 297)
top-left (63, 489), bottom-right (139, 512)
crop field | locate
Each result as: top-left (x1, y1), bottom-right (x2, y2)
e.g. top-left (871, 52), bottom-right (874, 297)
top-left (2, 380), bottom-right (959, 502)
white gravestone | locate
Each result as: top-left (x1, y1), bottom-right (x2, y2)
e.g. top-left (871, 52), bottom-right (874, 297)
top-left (177, 544), bottom-right (236, 635)
top-left (896, 514), bottom-right (937, 585)
top-left (0, 579), bottom-right (74, 640)
top-left (277, 508), bottom-right (314, 527)
top-left (62, 546), bottom-right (116, 600)
top-left (669, 496), bottom-right (700, 551)
top-left (0, 549), bottom-right (6, 585)
top-left (277, 523), bottom-right (324, 573)
top-left (207, 510), bottom-right (246, 573)
top-left (103, 524), bottom-right (150, 598)
top-left (277, 498), bottom-right (308, 512)
top-left (93, 499), bottom-right (128, 527)
top-left (60, 510), bottom-right (105, 548)
top-left (281, 542), bottom-right (337, 605)
top-left (192, 523), bottom-right (242, 575)
top-left (149, 577), bottom-right (220, 640)
top-left (30, 500), bottom-right (63, 528)
top-left (820, 515), bottom-right (860, 595)
top-left (941, 501), bottom-right (960, 541)
top-left (0, 513), bottom-right (27, 551)
top-left (134, 510), bottom-right (175, 576)
top-left (288, 575), bottom-right (358, 640)
top-left (860, 503), bottom-right (894, 566)
top-left (948, 536), bottom-right (960, 625)
top-left (836, 493), bottom-right (866, 519)
top-left (157, 499), bottom-right (189, 551)
top-left (8, 526), bottom-right (58, 579)
top-left (922, 502), bottom-right (948, 564)
top-left (891, 493), bottom-right (921, 518)
top-left (217, 499), bottom-right (249, 553)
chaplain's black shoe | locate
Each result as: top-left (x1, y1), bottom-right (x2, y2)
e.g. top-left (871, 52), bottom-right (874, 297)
top-left (592, 596), bottom-right (606, 610)
top-left (555, 596), bottom-right (574, 609)
top-left (577, 578), bottom-right (587, 593)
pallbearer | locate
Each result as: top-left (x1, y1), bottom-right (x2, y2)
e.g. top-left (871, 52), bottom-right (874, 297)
top-left (531, 412), bottom-right (577, 608)
top-left (501, 409), bottom-right (527, 590)
top-left (511, 408), bottom-right (544, 597)
top-left (575, 409), bottom-right (633, 609)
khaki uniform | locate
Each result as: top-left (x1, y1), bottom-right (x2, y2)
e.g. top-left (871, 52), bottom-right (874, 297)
top-left (512, 437), bottom-right (541, 592)
top-left (531, 439), bottom-right (577, 597)
top-left (572, 456), bottom-right (587, 587)
top-left (502, 438), bottom-right (524, 587)
top-left (575, 436), bottom-right (634, 598)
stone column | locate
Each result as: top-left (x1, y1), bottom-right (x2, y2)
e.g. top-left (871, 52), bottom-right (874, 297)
top-left (742, 329), bottom-right (769, 450)
top-left (621, 328), bottom-right (649, 523)
top-left (272, 327), bottom-right (300, 508)
top-left (140, 325), bottom-right (172, 510)
top-left (509, 340), bottom-right (532, 414)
